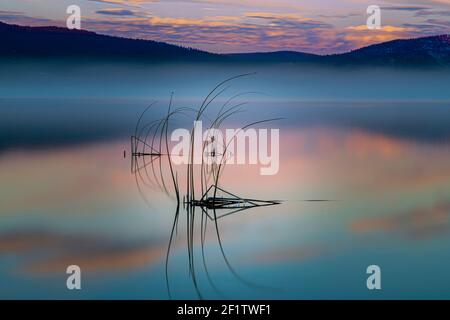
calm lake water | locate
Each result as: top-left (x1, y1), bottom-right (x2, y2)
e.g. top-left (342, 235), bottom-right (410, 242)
top-left (0, 62), bottom-right (450, 299)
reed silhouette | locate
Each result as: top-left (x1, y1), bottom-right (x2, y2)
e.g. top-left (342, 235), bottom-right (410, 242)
top-left (130, 75), bottom-right (282, 298)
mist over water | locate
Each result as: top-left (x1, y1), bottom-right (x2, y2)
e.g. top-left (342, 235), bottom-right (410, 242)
top-left (2, 61), bottom-right (450, 100)
top-left (1, 61), bottom-right (450, 299)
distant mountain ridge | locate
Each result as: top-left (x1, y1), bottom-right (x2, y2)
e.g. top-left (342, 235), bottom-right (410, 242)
top-left (334, 34), bottom-right (450, 66)
top-left (1, 21), bottom-right (450, 67)
top-left (0, 21), bottom-right (214, 61)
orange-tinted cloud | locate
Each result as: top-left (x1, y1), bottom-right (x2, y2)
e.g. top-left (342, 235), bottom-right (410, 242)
top-left (244, 245), bottom-right (325, 264)
top-left (344, 25), bottom-right (418, 47)
top-left (2, 0), bottom-right (450, 53)
top-left (0, 230), bottom-right (168, 274)
top-left (351, 201), bottom-right (450, 239)
top-left (0, 141), bottom-right (134, 215)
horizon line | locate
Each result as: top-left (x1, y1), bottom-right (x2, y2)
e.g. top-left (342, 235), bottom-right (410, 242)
top-left (2, 20), bottom-right (449, 57)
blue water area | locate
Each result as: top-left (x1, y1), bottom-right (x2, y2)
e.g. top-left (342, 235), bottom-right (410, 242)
top-left (0, 61), bottom-right (450, 299)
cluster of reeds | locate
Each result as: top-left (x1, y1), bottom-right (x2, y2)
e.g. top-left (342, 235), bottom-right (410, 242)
top-left (130, 74), bottom-right (281, 298)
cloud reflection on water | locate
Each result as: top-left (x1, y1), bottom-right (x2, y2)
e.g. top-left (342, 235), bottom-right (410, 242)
top-left (0, 123), bottom-right (449, 297)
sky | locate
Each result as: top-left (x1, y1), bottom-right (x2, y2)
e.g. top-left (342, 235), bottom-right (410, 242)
top-left (1, 0), bottom-right (450, 54)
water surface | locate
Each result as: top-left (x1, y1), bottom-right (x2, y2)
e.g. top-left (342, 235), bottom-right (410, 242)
top-left (0, 63), bottom-right (449, 299)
